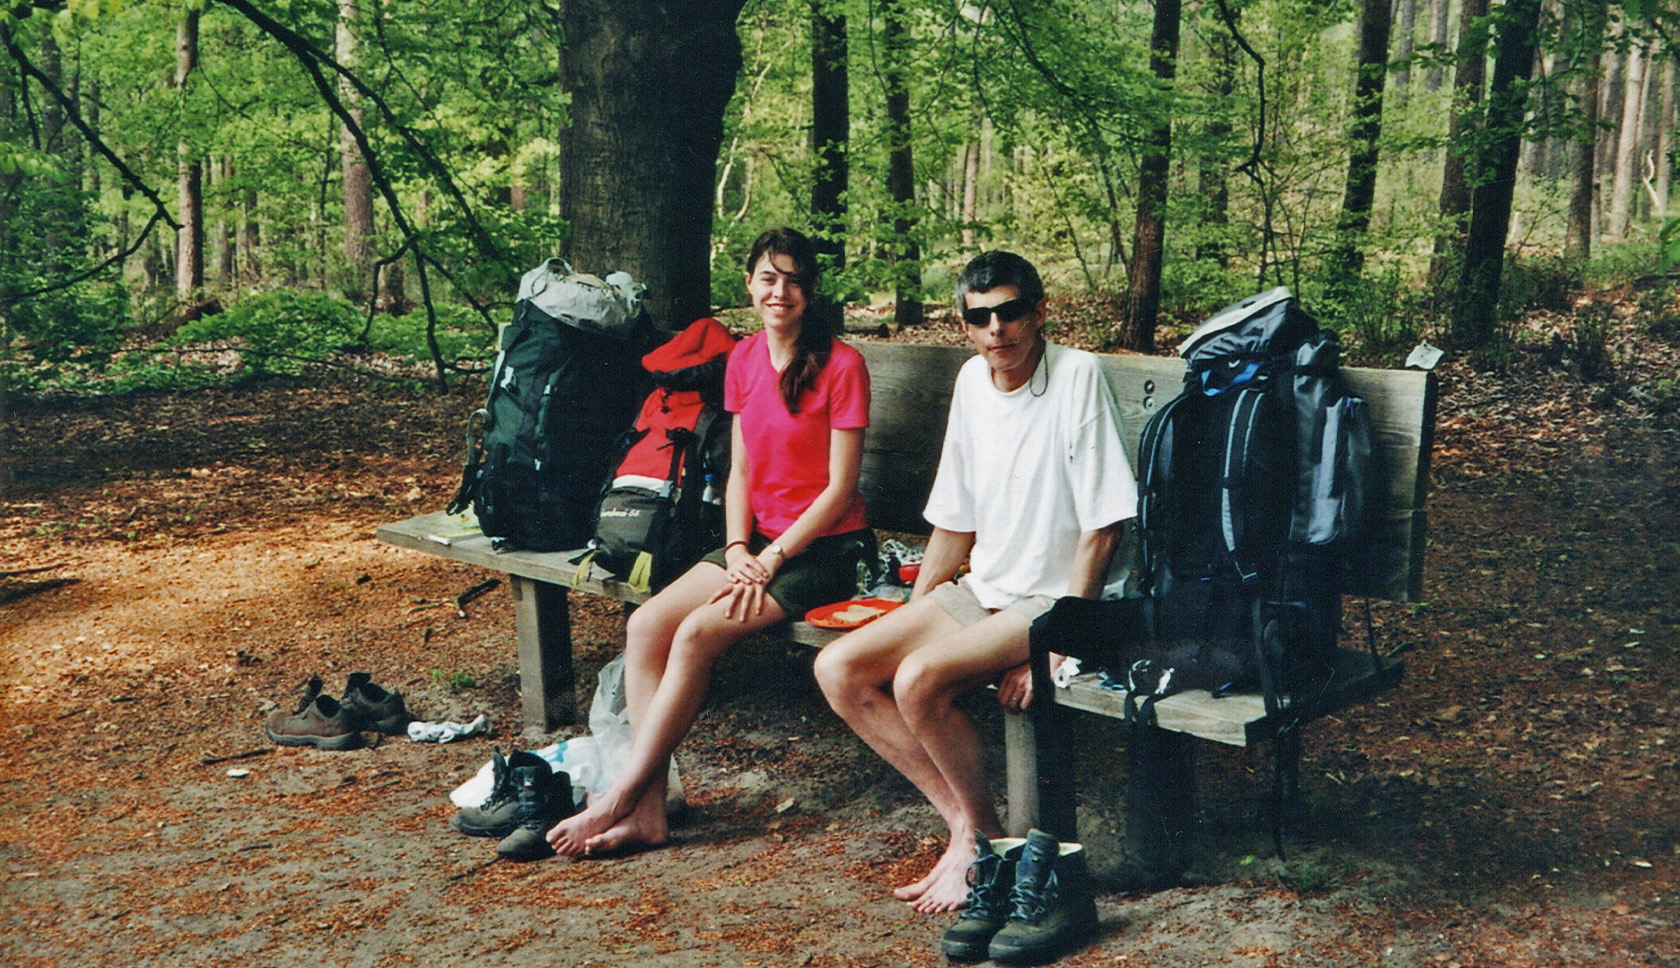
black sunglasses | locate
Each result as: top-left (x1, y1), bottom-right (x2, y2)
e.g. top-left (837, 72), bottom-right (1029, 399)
top-left (961, 296), bottom-right (1036, 328)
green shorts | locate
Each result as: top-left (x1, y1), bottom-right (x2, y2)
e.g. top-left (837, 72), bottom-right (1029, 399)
top-left (701, 529), bottom-right (876, 621)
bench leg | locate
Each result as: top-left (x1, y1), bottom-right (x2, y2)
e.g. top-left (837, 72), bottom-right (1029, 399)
top-left (1004, 713), bottom-right (1037, 838)
top-left (510, 576), bottom-right (576, 729)
top-left (1125, 724), bottom-right (1195, 888)
top-left (1003, 706), bottom-right (1079, 841)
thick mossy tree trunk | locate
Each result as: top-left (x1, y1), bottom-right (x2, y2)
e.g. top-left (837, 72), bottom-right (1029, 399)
top-left (558, 0), bottom-right (746, 330)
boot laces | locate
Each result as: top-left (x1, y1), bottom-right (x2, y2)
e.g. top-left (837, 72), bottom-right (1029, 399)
top-left (1009, 869), bottom-right (1061, 922)
top-left (515, 776), bottom-right (548, 830)
top-left (959, 851), bottom-right (1007, 920)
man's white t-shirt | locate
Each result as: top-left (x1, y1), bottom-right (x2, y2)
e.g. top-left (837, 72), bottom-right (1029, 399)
top-left (922, 342), bottom-right (1138, 610)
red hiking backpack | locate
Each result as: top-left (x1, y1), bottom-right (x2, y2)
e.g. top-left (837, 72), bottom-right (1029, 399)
top-left (574, 317), bottom-right (737, 592)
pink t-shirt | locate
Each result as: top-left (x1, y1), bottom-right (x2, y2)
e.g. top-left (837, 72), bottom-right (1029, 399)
top-left (724, 331), bottom-right (871, 539)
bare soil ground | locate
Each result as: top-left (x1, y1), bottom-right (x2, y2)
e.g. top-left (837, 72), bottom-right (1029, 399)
top-left (3, 306), bottom-right (1678, 967)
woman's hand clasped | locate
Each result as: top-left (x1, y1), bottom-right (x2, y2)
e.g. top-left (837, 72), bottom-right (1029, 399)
top-left (710, 545), bottom-right (780, 620)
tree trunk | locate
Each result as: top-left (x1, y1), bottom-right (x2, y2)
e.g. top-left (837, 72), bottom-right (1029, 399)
top-left (215, 155), bottom-right (236, 284)
top-left (1654, 55), bottom-right (1675, 222)
top-left (1119, 0), bottom-right (1181, 353)
top-left (1564, 19), bottom-right (1603, 261)
top-left (1326, 0), bottom-right (1394, 293)
top-left (1429, 0), bottom-right (1490, 286)
top-left (238, 185), bottom-right (260, 284)
top-left (810, 1), bottom-right (849, 270)
top-left (1607, 39), bottom-right (1647, 239)
top-left (1452, 0), bottom-right (1543, 349)
top-left (337, 0), bottom-right (375, 302)
top-left (882, 0), bottom-right (921, 329)
top-left (176, 9), bottom-right (204, 301)
top-left (1426, 0), bottom-right (1451, 92)
top-left (1393, 0), bottom-right (1416, 102)
top-left (961, 133), bottom-right (981, 252)
top-left (1197, 16), bottom-right (1237, 268)
top-left (558, 0), bottom-right (746, 330)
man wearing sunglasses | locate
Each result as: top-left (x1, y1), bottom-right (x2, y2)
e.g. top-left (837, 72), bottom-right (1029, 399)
top-left (816, 250), bottom-right (1136, 915)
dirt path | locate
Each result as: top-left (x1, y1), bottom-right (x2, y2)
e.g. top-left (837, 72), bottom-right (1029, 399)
top-left (3, 324), bottom-right (1677, 966)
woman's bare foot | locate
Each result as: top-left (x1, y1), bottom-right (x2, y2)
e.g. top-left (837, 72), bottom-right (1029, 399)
top-left (582, 806), bottom-right (670, 856)
top-left (895, 838), bottom-right (977, 913)
top-left (546, 790), bottom-right (628, 857)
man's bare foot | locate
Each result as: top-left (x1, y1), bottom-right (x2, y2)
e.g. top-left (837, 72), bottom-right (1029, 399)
top-left (896, 839), bottom-right (977, 914)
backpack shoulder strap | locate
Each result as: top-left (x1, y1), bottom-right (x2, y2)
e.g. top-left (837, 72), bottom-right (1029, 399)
top-left (1136, 393), bottom-right (1186, 594)
top-left (1221, 385), bottom-right (1268, 584)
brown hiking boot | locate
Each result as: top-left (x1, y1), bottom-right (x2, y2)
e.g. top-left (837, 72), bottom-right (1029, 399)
top-left (341, 672), bottom-right (411, 735)
top-left (265, 678), bottom-right (366, 751)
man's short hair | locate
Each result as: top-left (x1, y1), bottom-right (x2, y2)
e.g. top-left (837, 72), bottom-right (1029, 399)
top-left (955, 250), bottom-right (1044, 307)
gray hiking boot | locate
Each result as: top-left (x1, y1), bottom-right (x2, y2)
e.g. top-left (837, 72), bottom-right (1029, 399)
top-left (941, 833), bottom-right (1027, 960)
top-left (453, 750), bottom-right (552, 838)
top-left (265, 679), bottom-right (365, 751)
top-left (495, 762), bottom-right (576, 862)
top-left (987, 828), bottom-right (1099, 965)
top-left (341, 672), bottom-right (411, 735)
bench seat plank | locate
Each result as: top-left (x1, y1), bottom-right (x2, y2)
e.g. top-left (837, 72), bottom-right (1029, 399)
top-left (1049, 647), bottom-right (1403, 747)
top-left (377, 512), bottom-right (654, 603)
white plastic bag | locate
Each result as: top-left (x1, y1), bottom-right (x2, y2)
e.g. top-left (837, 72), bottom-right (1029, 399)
top-left (448, 653), bottom-right (680, 812)
top-left (565, 653), bottom-right (683, 809)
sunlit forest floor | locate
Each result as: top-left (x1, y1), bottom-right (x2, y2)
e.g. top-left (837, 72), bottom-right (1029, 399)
top-left (3, 292), bottom-right (1677, 967)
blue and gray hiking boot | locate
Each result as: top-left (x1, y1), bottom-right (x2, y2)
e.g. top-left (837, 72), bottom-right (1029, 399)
top-left (940, 833), bottom-right (1027, 960)
top-left (341, 672), bottom-right (411, 735)
top-left (453, 749), bottom-right (524, 837)
top-left (494, 761), bottom-right (577, 862)
top-left (987, 828), bottom-right (1099, 965)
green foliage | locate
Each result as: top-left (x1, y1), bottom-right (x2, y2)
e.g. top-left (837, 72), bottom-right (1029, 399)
top-left (3, 280), bottom-right (130, 364)
top-left (710, 260), bottom-right (750, 311)
top-left (0, 140), bottom-right (69, 180)
top-left (430, 668), bottom-right (477, 694)
top-left (1637, 284), bottom-right (1680, 344)
top-left (1568, 301), bottom-right (1615, 383)
top-left (1584, 241), bottom-right (1668, 291)
top-left (1315, 263), bottom-right (1423, 359)
top-left (1499, 253), bottom-right (1582, 317)
top-left (1158, 258), bottom-right (1253, 324)
top-left (365, 303), bottom-right (490, 365)
top-left (13, 0), bottom-right (1677, 369)
top-left (173, 290), bottom-right (362, 376)
top-left (2, 351), bottom-right (226, 397)
top-left (1661, 219), bottom-right (1680, 270)
top-left (1646, 379), bottom-right (1680, 427)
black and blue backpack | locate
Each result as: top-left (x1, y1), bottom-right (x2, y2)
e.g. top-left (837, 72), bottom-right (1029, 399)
top-left (446, 260), bottom-right (654, 552)
top-left (1033, 287), bottom-right (1376, 723)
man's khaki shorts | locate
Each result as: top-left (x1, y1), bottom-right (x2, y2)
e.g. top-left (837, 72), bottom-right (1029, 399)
top-left (926, 576), bottom-right (1057, 627)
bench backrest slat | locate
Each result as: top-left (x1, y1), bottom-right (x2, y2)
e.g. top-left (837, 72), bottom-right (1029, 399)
top-left (851, 341), bottom-right (1436, 603)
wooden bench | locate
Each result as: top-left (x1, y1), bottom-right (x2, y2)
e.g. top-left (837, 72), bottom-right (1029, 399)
top-left (378, 339), bottom-right (1436, 844)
